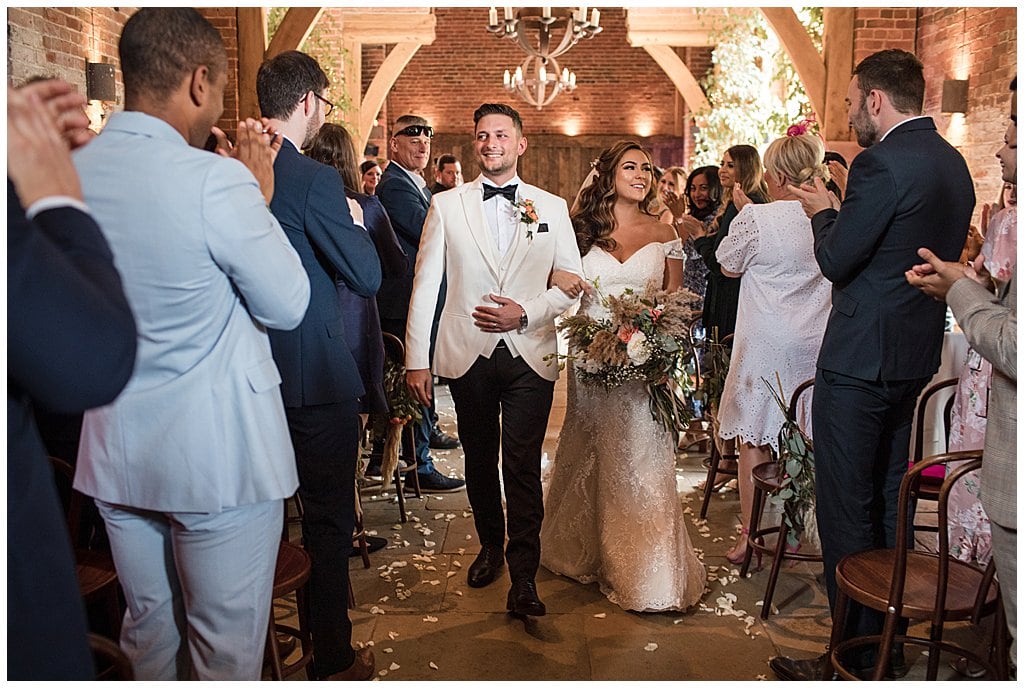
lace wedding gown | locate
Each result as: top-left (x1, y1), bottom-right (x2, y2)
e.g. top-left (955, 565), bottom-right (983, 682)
top-left (540, 240), bottom-right (706, 612)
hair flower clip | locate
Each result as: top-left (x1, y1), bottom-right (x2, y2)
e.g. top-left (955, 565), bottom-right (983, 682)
top-left (786, 115), bottom-right (818, 137)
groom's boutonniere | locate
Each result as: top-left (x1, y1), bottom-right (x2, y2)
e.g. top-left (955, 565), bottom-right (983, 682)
top-left (516, 198), bottom-right (539, 241)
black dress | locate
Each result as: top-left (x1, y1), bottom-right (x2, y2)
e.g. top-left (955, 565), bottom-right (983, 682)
top-left (693, 192), bottom-right (767, 341)
top-left (338, 191), bottom-right (409, 413)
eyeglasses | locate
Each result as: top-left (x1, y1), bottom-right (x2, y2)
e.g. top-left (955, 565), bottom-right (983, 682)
top-left (395, 124), bottom-right (433, 139)
top-left (311, 92), bottom-right (335, 118)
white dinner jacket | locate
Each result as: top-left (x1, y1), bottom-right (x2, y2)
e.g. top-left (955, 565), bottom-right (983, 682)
top-left (72, 112), bottom-right (310, 513)
top-left (406, 175), bottom-right (583, 381)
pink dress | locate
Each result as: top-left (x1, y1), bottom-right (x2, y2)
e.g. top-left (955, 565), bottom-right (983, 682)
top-left (946, 205), bottom-right (1015, 565)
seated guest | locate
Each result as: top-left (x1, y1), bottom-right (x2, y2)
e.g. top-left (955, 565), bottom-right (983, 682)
top-left (72, 9), bottom-right (310, 680)
top-left (8, 79), bottom-right (137, 680)
top-left (430, 153), bottom-right (463, 195)
top-left (306, 122), bottom-right (409, 414)
top-left (361, 159), bottom-right (383, 195)
top-left (714, 131), bottom-right (832, 565)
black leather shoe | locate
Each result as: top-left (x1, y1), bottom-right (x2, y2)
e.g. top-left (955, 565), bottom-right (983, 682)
top-left (769, 652), bottom-right (831, 681)
top-left (506, 579), bottom-right (546, 617)
top-left (407, 467), bottom-right (466, 493)
top-left (467, 544), bottom-right (504, 588)
top-left (429, 429), bottom-right (461, 450)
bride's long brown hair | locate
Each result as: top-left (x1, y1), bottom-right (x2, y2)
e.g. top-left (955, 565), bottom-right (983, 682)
top-left (572, 140), bottom-right (658, 256)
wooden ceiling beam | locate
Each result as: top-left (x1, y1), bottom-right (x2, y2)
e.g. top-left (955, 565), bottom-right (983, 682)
top-left (265, 8), bottom-right (324, 60)
top-left (759, 7), bottom-right (826, 122)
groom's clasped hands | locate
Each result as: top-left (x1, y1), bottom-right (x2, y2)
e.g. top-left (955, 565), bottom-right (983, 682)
top-left (471, 293), bottom-right (527, 333)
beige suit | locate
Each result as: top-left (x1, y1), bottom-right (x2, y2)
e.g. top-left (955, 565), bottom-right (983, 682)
top-left (947, 269), bottom-right (1016, 655)
top-left (406, 175), bottom-right (583, 378)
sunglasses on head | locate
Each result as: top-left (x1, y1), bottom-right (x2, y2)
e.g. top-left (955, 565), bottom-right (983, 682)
top-left (396, 124), bottom-right (433, 138)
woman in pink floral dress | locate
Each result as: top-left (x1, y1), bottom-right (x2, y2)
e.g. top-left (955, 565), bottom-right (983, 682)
top-left (946, 183), bottom-right (1015, 564)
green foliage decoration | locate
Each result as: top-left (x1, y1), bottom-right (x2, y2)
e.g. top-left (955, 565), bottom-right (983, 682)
top-left (691, 8), bottom-right (823, 166)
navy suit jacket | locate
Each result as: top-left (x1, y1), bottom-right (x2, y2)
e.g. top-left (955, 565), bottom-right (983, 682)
top-left (812, 117), bottom-right (974, 381)
top-left (268, 140), bottom-right (382, 407)
top-left (375, 162), bottom-right (432, 321)
top-left (7, 182), bottom-right (136, 678)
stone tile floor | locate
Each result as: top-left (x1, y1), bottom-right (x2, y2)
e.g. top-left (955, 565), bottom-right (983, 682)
top-left (274, 378), bottom-right (996, 681)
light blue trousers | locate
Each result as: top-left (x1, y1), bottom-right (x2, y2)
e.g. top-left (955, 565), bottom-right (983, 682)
top-left (96, 498), bottom-right (282, 680)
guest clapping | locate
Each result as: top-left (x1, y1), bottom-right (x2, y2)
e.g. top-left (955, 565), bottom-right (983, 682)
top-left (714, 132), bottom-right (832, 565)
top-left (72, 8), bottom-right (310, 680)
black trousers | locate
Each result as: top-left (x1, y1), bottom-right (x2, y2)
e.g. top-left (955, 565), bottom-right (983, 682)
top-left (286, 400), bottom-right (360, 678)
top-left (812, 368), bottom-right (928, 656)
top-left (448, 345), bottom-right (554, 581)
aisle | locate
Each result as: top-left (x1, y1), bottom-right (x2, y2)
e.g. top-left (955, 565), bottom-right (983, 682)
top-left (279, 377), bottom-right (992, 681)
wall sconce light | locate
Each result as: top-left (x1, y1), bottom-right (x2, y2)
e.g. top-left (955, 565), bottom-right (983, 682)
top-left (86, 61), bottom-right (116, 102)
top-left (940, 78), bottom-right (969, 114)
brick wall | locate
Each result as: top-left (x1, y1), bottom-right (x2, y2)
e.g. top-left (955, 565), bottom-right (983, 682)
top-left (199, 8), bottom-right (240, 136)
top-left (7, 7), bottom-right (135, 127)
top-left (852, 7), bottom-right (917, 64)
top-left (917, 6), bottom-right (1016, 220)
top-left (384, 8), bottom-right (697, 147)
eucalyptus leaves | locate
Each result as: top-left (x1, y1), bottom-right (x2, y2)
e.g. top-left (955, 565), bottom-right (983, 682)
top-left (763, 375), bottom-right (817, 548)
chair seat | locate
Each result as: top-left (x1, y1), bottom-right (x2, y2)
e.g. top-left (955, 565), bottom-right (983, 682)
top-left (751, 461), bottom-right (783, 490)
top-left (273, 541), bottom-right (311, 598)
top-left (76, 549), bottom-right (118, 599)
top-left (836, 549), bottom-right (997, 621)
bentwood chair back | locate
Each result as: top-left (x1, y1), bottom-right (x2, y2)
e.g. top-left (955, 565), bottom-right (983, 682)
top-left (827, 450), bottom-right (1005, 681)
top-left (698, 331), bottom-right (739, 519)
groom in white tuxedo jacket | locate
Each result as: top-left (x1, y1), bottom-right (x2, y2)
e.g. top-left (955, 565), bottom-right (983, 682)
top-left (406, 103), bottom-right (584, 616)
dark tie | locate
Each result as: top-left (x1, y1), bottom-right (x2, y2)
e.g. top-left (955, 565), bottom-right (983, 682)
top-left (482, 183), bottom-right (518, 203)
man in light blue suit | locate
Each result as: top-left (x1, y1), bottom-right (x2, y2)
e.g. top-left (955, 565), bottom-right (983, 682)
top-left (73, 9), bottom-right (310, 680)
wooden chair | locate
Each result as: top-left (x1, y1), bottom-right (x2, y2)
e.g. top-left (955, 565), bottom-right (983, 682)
top-left (88, 632), bottom-right (133, 680)
top-left (379, 332), bottom-right (422, 523)
top-left (740, 378), bottom-right (823, 619)
top-left (909, 377), bottom-right (957, 532)
top-left (283, 493), bottom-right (361, 609)
top-left (827, 450), bottom-right (1005, 681)
top-left (49, 457), bottom-right (123, 638)
top-left (697, 331), bottom-right (739, 519)
top-left (265, 540), bottom-right (315, 680)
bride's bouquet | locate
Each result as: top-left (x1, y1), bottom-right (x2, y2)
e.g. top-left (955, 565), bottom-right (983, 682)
top-left (548, 280), bottom-right (700, 444)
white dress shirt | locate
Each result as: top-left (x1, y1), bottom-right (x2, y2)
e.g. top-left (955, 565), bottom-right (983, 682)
top-left (482, 174), bottom-right (522, 257)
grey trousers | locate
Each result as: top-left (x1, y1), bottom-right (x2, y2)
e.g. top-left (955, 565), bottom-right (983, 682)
top-left (991, 520), bottom-right (1017, 665)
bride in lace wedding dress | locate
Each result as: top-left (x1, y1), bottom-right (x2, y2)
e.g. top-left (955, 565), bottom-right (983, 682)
top-left (541, 142), bottom-right (706, 612)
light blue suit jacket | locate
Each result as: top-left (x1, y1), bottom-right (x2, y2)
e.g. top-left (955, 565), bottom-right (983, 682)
top-left (73, 112), bottom-right (310, 513)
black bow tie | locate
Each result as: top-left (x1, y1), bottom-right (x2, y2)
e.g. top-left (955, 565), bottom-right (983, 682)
top-left (482, 183), bottom-right (518, 203)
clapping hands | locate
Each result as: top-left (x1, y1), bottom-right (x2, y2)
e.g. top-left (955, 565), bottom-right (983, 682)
top-left (212, 118), bottom-right (283, 204)
top-left (7, 81), bottom-right (89, 206)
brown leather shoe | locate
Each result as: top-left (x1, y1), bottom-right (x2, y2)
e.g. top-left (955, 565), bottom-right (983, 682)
top-left (769, 652), bottom-right (831, 681)
top-left (325, 648), bottom-right (375, 681)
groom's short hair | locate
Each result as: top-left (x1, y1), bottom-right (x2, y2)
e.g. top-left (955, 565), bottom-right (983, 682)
top-left (474, 103), bottom-right (523, 135)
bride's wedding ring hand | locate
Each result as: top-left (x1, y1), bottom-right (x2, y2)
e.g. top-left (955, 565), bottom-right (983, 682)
top-left (549, 270), bottom-right (587, 298)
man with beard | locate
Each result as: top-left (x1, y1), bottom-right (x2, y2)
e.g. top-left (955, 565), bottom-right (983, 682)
top-left (257, 50), bottom-right (382, 680)
top-left (772, 49), bottom-right (975, 680)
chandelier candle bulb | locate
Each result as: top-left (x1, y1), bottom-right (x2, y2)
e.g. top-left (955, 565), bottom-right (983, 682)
top-left (504, 6), bottom-right (513, 20)
top-left (590, 8), bottom-right (600, 27)
top-left (569, 72), bottom-right (577, 87)
top-left (561, 67), bottom-right (569, 83)
top-left (577, 6), bottom-right (587, 22)
top-left (542, 6), bottom-right (551, 19)
top-left (538, 63), bottom-right (547, 82)
top-left (489, 7), bottom-right (498, 26)
top-left (503, 69), bottom-right (511, 87)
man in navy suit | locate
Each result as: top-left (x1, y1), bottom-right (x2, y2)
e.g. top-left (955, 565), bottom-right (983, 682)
top-left (257, 50), bottom-right (382, 681)
top-left (771, 49), bottom-right (974, 680)
top-left (375, 115), bottom-right (466, 492)
top-left (8, 79), bottom-right (137, 680)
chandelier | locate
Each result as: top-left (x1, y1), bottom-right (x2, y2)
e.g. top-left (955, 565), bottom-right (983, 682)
top-left (503, 55), bottom-right (577, 111)
top-left (489, 7), bottom-right (597, 109)
top-left (487, 6), bottom-right (602, 60)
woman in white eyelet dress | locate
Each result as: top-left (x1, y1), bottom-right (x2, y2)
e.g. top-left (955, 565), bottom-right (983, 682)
top-left (541, 141), bottom-right (706, 612)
